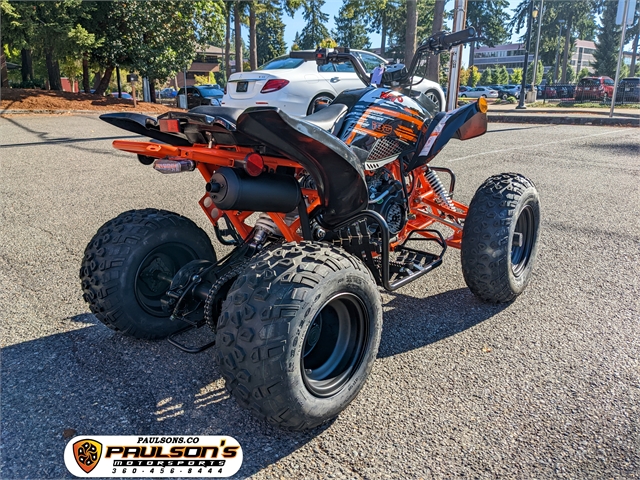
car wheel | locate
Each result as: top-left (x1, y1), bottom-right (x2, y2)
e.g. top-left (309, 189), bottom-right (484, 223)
top-left (482, 94), bottom-right (487, 98)
top-left (460, 94), bottom-right (467, 98)
top-left (424, 89), bottom-right (442, 111)
top-left (502, 93), bottom-right (508, 100)
top-left (307, 93), bottom-right (335, 115)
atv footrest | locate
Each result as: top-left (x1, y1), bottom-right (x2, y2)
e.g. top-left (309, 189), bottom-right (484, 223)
top-left (387, 229), bottom-right (447, 289)
top-left (167, 324), bottom-right (216, 354)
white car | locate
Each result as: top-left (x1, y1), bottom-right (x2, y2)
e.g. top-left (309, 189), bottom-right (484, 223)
top-left (221, 50), bottom-right (446, 116)
top-left (459, 86), bottom-right (499, 99)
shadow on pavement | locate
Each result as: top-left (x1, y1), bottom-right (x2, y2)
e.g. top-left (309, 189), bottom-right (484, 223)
top-left (1, 288), bottom-right (504, 478)
top-left (378, 288), bottom-right (508, 358)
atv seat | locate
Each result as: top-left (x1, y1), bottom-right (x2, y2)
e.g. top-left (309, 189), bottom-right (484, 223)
top-left (192, 104), bottom-right (348, 135)
top-left (237, 107), bottom-right (368, 228)
top-left (302, 104), bottom-right (348, 135)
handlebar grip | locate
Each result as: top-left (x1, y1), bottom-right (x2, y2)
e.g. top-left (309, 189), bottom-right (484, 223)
top-left (441, 27), bottom-right (476, 47)
top-left (289, 51), bottom-right (321, 60)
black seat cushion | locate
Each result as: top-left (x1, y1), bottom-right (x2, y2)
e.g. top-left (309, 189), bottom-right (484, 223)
top-left (188, 106), bottom-right (245, 125)
top-left (303, 104), bottom-right (349, 134)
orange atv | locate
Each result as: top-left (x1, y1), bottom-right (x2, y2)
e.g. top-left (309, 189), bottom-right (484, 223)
top-left (80, 29), bottom-right (540, 430)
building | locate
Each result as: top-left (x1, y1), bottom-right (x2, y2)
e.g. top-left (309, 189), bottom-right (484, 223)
top-left (472, 39), bottom-right (598, 75)
top-left (571, 40), bottom-right (596, 73)
top-left (170, 46), bottom-right (223, 88)
top-left (472, 43), bottom-right (528, 72)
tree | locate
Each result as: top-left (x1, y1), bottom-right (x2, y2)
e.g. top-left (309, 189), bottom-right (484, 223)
top-left (510, 67), bottom-right (523, 84)
top-left (234, 2), bottom-right (243, 72)
top-left (256, 1), bottom-right (286, 66)
top-left (494, 65), bottom-right (509, 84)
top-left (526, 60), bottom-right (543, 84)
top-left (466, 0), bottom-right (510, 69)
top-left (577, 67), bottom-right (590, 80)
top-left (479, 68), bottom-right (492, 85)
top-left (426, 0), bottom-right (445, 81)
top-left (467, 65), bottom-right (481, 87)
top-left (459, 66), bottom-right (470, 86)
top-left (298, 0), bottom-right (330, 49)
top-left (593, 1), bottom-right (622, 77)
top-left (563, 64), bottom-right (575, 83)
top-left (405, 0), bottom-right (418, 63)
top-left (332, 0), bottom-right (370, 49)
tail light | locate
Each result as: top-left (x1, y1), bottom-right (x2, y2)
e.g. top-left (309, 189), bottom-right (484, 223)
top-left (159, 118), bottom-right (180, 133)
top-left (260, 79), bottom-right (289, 94)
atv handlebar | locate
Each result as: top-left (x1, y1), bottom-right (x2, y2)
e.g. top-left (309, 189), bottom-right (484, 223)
top-left (289, 27), bottom-right (479, 90)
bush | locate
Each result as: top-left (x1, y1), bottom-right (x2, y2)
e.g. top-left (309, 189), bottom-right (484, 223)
top-left (506, 96), bottom-right (517, 104)
top-left (9, 79), bottom-right (46, 89)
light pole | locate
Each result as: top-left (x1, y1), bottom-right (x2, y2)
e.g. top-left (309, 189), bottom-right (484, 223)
top-left (517, 0), bottom-right (535, 109)
top-left (530, 1), bottom-right (543, 94)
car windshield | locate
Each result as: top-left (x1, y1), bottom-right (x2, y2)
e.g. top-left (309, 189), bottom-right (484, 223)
top-left (197, 87), bottom-right (221, 96)
top-left (603, 79), bottom-right (614, 85)
top-left (258, 56), bottom-right (304, 70)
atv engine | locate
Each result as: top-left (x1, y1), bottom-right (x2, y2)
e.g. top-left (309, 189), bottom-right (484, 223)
top-left (367, 169), bottom-right (407, 235)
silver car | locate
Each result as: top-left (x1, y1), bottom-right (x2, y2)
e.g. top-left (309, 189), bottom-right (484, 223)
top-left (460, 86), bottom-right (499, 98)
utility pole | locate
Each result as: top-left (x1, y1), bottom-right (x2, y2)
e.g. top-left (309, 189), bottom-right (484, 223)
top-left (446, 0), bottom-right (468, 111)
top-left (517, 0), bottom-right (534, 109)
top-left (610, 0), bottom-right (632, 117)
top-left (531, 0), bottom-right (544, 94)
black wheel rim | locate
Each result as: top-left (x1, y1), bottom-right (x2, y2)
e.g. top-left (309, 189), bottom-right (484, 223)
top-left (134, 243), bottom-right (198, 316)
top-left (511, 204), bottom-right (536, 276)
top-left (301, 293), bottom-right (369, 398)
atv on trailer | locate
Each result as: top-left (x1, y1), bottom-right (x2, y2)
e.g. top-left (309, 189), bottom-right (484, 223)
top-left (81, 28), bottom-right (540, 430)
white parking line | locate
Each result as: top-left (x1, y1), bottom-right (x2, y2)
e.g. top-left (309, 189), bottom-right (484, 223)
top-left (449, 128), bottom-right (639, 162)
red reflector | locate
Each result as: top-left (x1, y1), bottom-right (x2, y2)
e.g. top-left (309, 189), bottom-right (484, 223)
top-left (244, 153), bottom-right (264, 177)
top-left (260, 79), bottom-right (289, 94)
top-left (159, 118), bottom-right (180, 133)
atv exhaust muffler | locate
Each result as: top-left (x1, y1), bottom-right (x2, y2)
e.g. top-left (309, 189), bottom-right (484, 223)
top-left (206, 167), bottom-right (301, 213)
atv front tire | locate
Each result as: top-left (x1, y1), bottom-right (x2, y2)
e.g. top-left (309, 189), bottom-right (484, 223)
top-left (461, 173), bottom-right (540, 303)
top-left (80, 209), bottom-right (216, 339)
top-left (216, 242), bottom-right (382, 430)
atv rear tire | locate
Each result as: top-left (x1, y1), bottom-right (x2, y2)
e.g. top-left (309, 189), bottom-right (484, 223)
top-left (461, 173), bottom-right (540, 303)
top-left (216, 242), bottom-right (382, 431)
top-left (80, 209), bottom-right (216, 339)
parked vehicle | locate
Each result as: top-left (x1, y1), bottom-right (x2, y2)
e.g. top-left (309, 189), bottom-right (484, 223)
top-left (460, 86), bottom-right (498, 98)
top-left (575, 76), bottom-right (615, 101)
top-left (491, 85), bottom-right (520, 99)
top-left (91, 28), bottom-right (540, 431)
top-left (109, 92), bottom-right (133, 100)
top-left (616, 77), bottom-right (640, 102)
top-left (222, 49), bottom-right (446, 115)
top-left (160, 88), bottom-right (177, 99)
top-left (177, 85), bottom-right (224, 108)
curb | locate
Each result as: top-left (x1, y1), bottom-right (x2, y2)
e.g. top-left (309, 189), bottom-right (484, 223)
top-left (0, 109), bottom-right (165, 116)
top-left (488, 114), bottom-right (639, 127)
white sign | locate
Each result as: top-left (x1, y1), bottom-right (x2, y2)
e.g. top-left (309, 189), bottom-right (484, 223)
top-left (64, 436), bottom-right (243, 477)
top-left (616, 0), bottom-right (636, 25)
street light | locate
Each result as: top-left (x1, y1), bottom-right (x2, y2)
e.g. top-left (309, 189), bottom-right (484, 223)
top-left (530, 1), bottom-right (543, 94)
top-left (516, 0), bottom-right (536, 109)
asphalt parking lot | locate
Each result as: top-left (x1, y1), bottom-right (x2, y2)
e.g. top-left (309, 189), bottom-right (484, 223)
top-left (1, 115), bottom-right (639, 479)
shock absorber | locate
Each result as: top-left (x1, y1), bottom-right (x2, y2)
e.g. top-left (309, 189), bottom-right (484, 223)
top-left (425, 168), bottom-right (455, 210)
top-left (249, 213), bottom-right (281, 248)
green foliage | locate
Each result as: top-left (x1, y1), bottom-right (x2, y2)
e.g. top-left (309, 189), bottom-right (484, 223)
top-left (257, 1), bottom-right (286, 66)
top-left (494, 65), bottom-right (509, 84)
top-left (332, 0), bottom-right (370, 49)
top-left (459, 67), bottom-right (470, 87)
top-left (564, 64), bottom-right (575, 82)
top-left (577, 67), bottom-right (590, 81)
top-left (467, 66), bottom-right (481, 87)
top-left (593, 2), bottom-right (621, 78)
top-left (479, 68), bottom-right (492, 85)
top-left (510, 67), bottom-right (523, 84)
top-left (298, 0), bottom-right (330, 49)
top-left (526, 60), bottom-right (543, 84)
